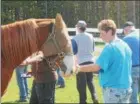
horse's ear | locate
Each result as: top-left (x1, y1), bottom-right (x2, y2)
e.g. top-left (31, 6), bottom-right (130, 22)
top-left (55, 13), bottom-right (65, 28)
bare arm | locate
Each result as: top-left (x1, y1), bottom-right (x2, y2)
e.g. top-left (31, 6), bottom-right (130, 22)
top-left (21, 51), bottom-right (44, 65)
top-left (78, 64), bottom-right (100, 72)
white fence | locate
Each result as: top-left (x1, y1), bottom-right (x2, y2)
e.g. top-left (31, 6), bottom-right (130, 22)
top-left (68, 28), bottom-right (140, 35)
top-left (68, 28), bottom-right (140, 42)
top-left (68, 28), bottom-right (123, 34)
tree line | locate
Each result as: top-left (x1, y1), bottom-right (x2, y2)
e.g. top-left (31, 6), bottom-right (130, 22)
top-left (1, 1), bottom-right (140, 28)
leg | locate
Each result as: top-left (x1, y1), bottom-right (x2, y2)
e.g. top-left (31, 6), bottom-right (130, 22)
top-left (138, 78), bottom-right (140, 103)
top-left (23, 66), bottom-right (29, 96)
top-left (130, 67), bottom-right (140, 103)
top-left (35, 81), bottom-right (56, 104)
top-left (130, 77), bottom-right (139, 103)
top-left (56, 69), bottom-right (65, 87)
top-left (86, 72), bottom-right (98, 103)
top-left (16, 66), bottom-right (27, 101)
top-left (56, 69), bottom-right (60, 85)
top-left (103, 87), bottom-right (132, 103)
top-left (29, 80), bottom-right (39, 104)
top-left (76, 72), bottom-right (87, 103)
top-left (58, 70), bottom-right (65, 87)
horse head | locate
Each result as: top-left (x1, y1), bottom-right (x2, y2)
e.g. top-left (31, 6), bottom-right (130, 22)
top-left (35, 14), bottom-right (75, 76)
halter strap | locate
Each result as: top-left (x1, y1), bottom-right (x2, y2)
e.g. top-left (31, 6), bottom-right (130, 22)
top-left (46, 24), bottom-right (62, 53)
top-left (40, 23), bottom-right (73, 73)
top-left (40, 24), bottom-right (65, 69)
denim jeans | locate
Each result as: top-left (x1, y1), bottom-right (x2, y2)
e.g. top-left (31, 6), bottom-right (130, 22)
top-left (16, 65), bottom-right (29, 100)
top-left (30, 80), bottom-right (56, 104)
top-left (130, 66), bottom-right (140, 103)
top-left (56, 69), bottom-right (65, 86)
top-left (103, 87), bottom-right (132, 103)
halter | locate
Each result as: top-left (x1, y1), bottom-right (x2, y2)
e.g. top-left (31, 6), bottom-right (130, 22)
top-left (42, 24), bottom-right (73, 72)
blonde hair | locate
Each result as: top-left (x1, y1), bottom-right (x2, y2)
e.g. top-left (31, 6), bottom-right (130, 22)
top-left (98, 19), bottom-right (117, 35)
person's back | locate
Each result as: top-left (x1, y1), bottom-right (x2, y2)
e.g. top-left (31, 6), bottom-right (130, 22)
top-left (73, 32), bottom-right (94, 64)
top-left (123, 30), bottom-right (140, 66)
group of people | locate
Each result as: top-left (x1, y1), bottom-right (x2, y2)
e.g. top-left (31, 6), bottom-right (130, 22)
top-left (76, 20), bottom-right (140, 103)
top-left (15, 19), bottom-right (139, 104)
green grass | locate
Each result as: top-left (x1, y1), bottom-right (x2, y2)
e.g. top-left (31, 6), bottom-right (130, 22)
top-left (1, 73), bottom-right (103, 103)
top-left (1, 44), bottom-right (104, 104)
top-left (95, 41), bottom-right (105, 47)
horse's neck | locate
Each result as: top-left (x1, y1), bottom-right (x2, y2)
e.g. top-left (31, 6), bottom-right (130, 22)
top-left (2, 19), bottom-right (39, 69)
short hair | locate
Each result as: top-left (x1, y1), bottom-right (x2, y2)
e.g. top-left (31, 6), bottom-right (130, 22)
top-left (76, 20), bottom-right (87, 32)
top-left (79, 27), bottom-right (86, 32)
top-left (123, 21), bottom-right (134, 29)
top-left (98, 19), bottom-right (117, 35)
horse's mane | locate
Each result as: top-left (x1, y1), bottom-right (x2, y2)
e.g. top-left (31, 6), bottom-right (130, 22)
top-left (2, 19), bottom-right (39, 68)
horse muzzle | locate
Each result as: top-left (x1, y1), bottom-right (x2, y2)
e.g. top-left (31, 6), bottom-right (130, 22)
top-left (61, 54), bottom-right (75, 77)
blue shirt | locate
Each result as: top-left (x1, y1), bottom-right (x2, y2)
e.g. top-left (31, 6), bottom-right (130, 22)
top-left (123, 30), bottom-right (140, 66)
top-left (96, 38), bottom-right (132, 88)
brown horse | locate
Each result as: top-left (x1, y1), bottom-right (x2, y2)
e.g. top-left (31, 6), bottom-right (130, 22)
top-left (1, 14), bottom-right (75, 97)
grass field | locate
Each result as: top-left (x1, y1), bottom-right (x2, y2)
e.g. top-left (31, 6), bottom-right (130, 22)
top-left (1, 43), bottom-right (105, 104)
top-left (1, 73), bottom-right (103, 103)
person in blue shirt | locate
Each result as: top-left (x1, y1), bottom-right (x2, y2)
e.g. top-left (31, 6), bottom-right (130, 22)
top-left (123, 21), bottom-right (140, 103)
top-left (76, 19), bottom-right (132, 103)
top-left (71, 20), bottom-right (98, 103)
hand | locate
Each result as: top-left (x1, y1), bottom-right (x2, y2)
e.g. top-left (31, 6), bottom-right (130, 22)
top-left (27, 72), bottom-right (33, 75)
top-left (20, 60), bottom-right (28, 65)
top-left (75, 64), bottom-right (80, 74)
top-left (37, 56), bottom-right (44, 62)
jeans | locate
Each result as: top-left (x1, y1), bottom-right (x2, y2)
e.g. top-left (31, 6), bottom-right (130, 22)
top-left (130, 66), bottom-right (140, 103)
top-left (103, 87), bottom-right (132, 103)
top-left (56, 69), bottom-right (65, 86)
top-left (16, 65), bottom-right (29, 100)
top-left (30, 80), bottom-right (56, 104)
